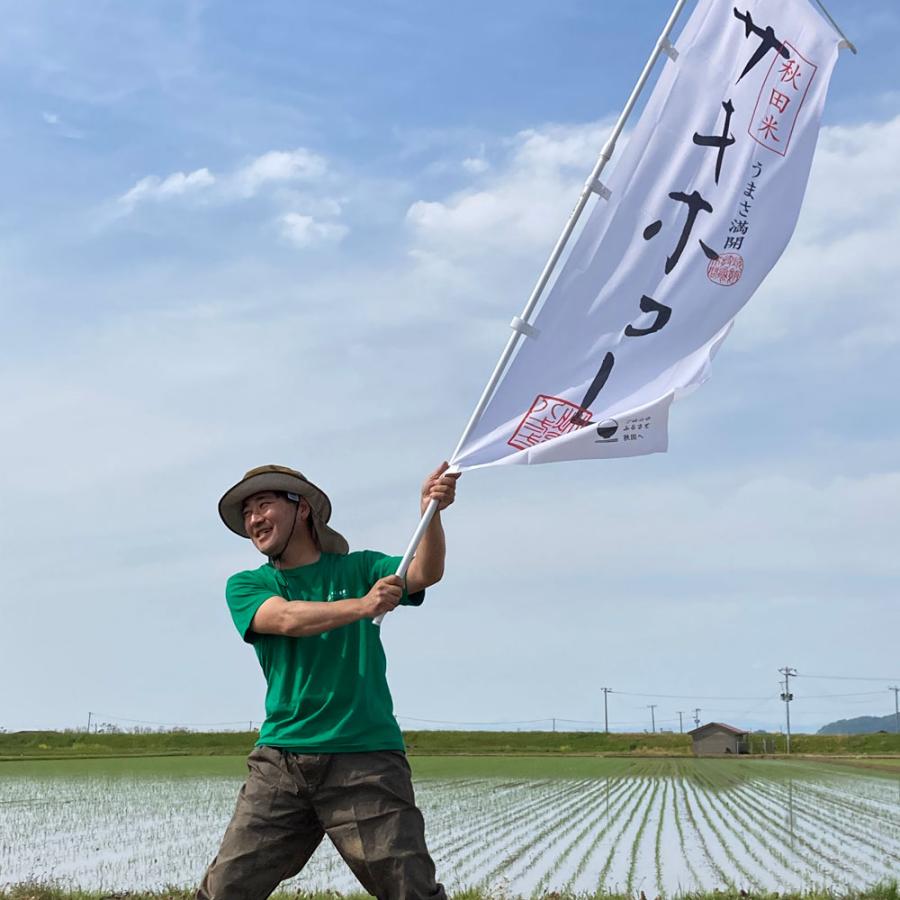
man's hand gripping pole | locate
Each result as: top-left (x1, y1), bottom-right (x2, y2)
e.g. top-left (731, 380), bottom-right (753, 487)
top-left (373, 464), bottom-right (459, 626)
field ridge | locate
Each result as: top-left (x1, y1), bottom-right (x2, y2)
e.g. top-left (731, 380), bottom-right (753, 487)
top-left (3, 730), bottom-right (900, 761)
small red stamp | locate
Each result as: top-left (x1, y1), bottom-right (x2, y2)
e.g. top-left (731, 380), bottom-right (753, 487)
top-left (707, 253), bottom-right (744, 286)
top-left (508, 395), bottom-right (591, 450)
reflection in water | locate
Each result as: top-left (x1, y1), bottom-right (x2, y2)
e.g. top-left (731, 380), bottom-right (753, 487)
top-left (786, 777), bottom-right (795, 850)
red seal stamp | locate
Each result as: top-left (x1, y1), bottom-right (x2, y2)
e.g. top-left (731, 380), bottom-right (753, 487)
top-left (707, 253), bottom-right (743, 286)
top-left (508, 395), bottom-right (591, 450)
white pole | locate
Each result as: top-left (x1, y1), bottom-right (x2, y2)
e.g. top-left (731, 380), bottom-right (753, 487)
top-left (811, 0), bottom-right (857, 54)
top-left (376, 0), bottom-right (690, 624)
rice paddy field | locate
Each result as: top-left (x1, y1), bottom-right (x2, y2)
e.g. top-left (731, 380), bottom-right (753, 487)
top-left (1, 755), bottom-right (898, 897)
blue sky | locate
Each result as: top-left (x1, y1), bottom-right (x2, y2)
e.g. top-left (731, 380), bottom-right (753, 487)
top-left (2, 0), bottom-right (899, 736)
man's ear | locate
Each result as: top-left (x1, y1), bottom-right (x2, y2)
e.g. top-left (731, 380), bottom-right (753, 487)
top-left (299, 498), bottom-right (312, 520)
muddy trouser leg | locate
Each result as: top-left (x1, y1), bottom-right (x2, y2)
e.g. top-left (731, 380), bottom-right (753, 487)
top-left (197, 746), bottom-right (325, 900)
top-left (314, 750), bottom-right (447, 900)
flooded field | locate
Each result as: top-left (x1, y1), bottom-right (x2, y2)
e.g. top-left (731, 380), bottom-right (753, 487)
top-left (1, 756), bottom-right (898, 895)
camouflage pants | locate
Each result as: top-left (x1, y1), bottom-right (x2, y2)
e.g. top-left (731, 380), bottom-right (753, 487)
top-left (197, 746), bottom-right (446, 900)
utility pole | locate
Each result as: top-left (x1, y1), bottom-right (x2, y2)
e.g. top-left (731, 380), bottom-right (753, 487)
top-left (779, 666), bottom-right (797, 754)
top-left (647, 704), bottom-right (657, 733)
top-left (890, 686), bottom-right (900, 735)
top-left (693, 707), bottom-right (701, 728)
top-left (601, 687), bottom-right (611, 734)
top-left (552, 717), bottom-right (556, 733)
top-left (676, 711), bottom-right (685, 734)
top-left (86, 711), bottom-right (92, 734)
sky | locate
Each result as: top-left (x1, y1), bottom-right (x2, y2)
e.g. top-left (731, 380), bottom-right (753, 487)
top-left (1, 0), bottom-right (899, 736)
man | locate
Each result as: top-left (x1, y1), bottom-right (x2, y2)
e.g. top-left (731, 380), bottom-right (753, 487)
top-left (199, 462), bottom-right (459, 900)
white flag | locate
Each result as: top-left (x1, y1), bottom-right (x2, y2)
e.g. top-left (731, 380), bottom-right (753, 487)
top-left (452, 0), bottom-right (843, 471)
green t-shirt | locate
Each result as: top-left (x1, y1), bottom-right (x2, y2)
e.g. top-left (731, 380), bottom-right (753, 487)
top-left (225, 551), bottom-right (423, 753)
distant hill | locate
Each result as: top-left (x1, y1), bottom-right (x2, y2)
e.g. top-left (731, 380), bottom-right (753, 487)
top-left (818, 713), bottom-right (899, 735)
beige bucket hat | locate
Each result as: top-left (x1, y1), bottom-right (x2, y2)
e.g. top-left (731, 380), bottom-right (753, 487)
top-left (218, 464), bottom-right (349, 555)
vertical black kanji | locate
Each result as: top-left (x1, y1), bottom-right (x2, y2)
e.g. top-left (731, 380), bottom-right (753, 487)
top-left (733, 8), bottom-right (790, 82)
top-left (644, 190), bottom-right (719, 274)
top-left (625, 296), bottom-right (672, 337)
top-left (572, 353), bottom-right (615, 425)
top-left (693, 99), bottom-right (736, 184)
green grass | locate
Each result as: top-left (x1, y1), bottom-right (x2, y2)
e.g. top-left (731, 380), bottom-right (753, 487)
top-left (0, 754), bottom-right (249, 778)
top-left (0, 755), bottom-right (671, 780)
top-left (787, 733), bottom-right (900, 755)
top-left (812, 756), bottom-right (900, 773)
top-left (1, 729), bottom-right (898, 764)
top-left (0, 730), bottom-right (254, 760)
top-left (2, 755), bottom-right (898, 785)
top-left (2, 884), bottom-right (898, 900)
top-left (410, 754), bottom-right (642, 779)
top-left (0, 729), bottom-right (694, 760)
top-left (403, 729), bottom-right (693, 755)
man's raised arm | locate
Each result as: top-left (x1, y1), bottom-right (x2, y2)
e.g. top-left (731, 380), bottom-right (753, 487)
top-left (405, 462), bottom-right (460, 595)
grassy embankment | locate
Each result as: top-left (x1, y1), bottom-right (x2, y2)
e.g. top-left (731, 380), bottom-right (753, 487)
top-left (2, 729), bottom-right (900, 761)
top-left (2, 885), bottom-right (899, 900)
top-left (3, 753), bottom-right (897, 781)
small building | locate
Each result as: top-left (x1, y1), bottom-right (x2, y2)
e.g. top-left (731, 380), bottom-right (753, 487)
top-left (689, 722), bottom-right (749, 756)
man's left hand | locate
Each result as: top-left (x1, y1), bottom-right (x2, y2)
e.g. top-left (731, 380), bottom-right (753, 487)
top-left (421, 462), bottom-right (460, 514)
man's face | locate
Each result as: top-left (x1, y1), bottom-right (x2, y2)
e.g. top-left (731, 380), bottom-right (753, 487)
top-left (242, 491), bottom-right (304, 556)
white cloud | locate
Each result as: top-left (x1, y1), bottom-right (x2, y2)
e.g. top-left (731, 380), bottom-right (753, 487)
top-left (118, 167), bottom-right (215, 207)
top-left (113, 149), bottom-right (342, 240)
top-left (512, 123), bottom-right (612, 171)
top-left (732, 114), bottom-right (900, 352)
top-left (41, 108), bottom-right (85, 139)
top-left (461, 156), bottom-right (489, 174)
top-left (232, 148), bottom-right (328, 198)
top-left (116, 148), bottom-right (329, 211)
top-left (279, 212), bottom-right (348, 247)
top-left (406, 121), bottom-right (613, 259)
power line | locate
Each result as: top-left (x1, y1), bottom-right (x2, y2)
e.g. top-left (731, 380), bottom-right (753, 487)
top-left (89, 712), bottom-right (255, 728)
top-left (801, 690), bottom-right (887, 699)
top-left (732, 695), bottom-right (780, 722)
top-left (797, 673), bottom-right (900, 682)
top-left (613, 690), bottom-right (771, 701)
top-left (83, 674), bottom-right (897, 735)
top-left (398, 715), bottom-right (552, 726)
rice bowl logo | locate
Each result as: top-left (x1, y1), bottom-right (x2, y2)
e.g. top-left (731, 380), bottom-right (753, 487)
top-left (595, 419), bottom-right (619, 442)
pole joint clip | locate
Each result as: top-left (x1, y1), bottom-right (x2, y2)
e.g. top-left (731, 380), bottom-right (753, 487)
top-left (510, 316), bottom-right (540, 339)
top-left (589, 179), bottom-right (612, 200)
top-left (660, 37), bottom-right (679, 61)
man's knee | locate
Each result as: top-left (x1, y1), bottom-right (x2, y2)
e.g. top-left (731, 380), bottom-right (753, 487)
top-left (319, 752), bottom-right (445, 900)
top-left (197, 747), bottom-right (323, 900)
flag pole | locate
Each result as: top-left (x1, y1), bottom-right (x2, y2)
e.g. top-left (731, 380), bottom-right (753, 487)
top-left (811, 0), bottom-right (857, 54)
top-left (376, 0), bottom-right (690, 624)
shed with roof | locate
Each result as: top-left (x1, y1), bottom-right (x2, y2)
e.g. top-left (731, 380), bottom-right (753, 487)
top-left (688, 722), bottom-right (749, 755)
